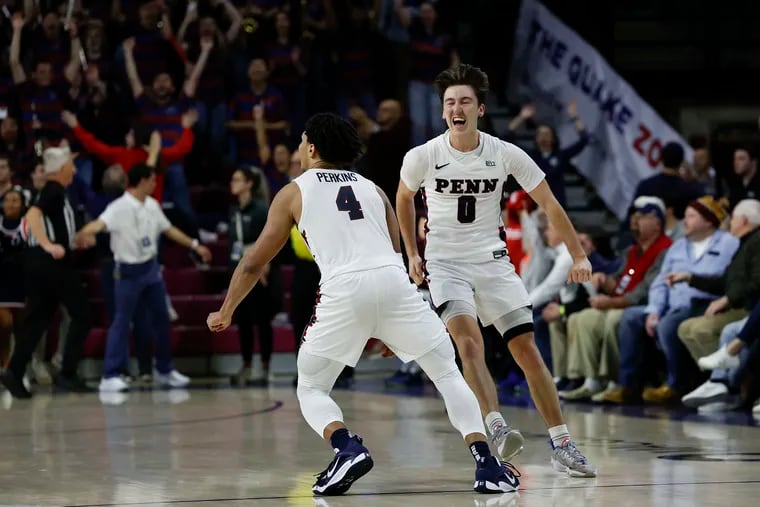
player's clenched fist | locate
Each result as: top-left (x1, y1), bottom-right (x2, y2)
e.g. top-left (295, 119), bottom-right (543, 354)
top-left (408, 254), bottom-right (424, 285)
top-left (567, 257), bottom-right (592, 283)
top-left (207, 311), bottom-right (231, 332)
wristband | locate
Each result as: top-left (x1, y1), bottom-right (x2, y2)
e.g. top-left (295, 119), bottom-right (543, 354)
top-left (190, 239), bottom-right (199, 250)
top-left (559, 305), bottom-right (566, 316)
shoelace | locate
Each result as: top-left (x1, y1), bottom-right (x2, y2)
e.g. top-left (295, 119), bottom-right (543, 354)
top-left (501, 461), bottom-right (522, 478)
top-left (559, 442), bottom-right (588, 465)
top-left (492, 425), bottom-right (511, 439)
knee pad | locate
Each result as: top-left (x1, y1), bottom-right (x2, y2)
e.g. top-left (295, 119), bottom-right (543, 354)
top-left (438, 300), bottom-right (477, 325)
top-left (493, 305), bottom-right (534, 340)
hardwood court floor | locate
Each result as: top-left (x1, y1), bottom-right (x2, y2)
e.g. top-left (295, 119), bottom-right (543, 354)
top-left (1, 381), bottom-right (759, 507)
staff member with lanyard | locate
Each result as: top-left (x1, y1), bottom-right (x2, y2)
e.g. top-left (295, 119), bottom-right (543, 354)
top-left (228, 166), bottom-right (279, 386)
top-left (76, 163), bottom-right (212, 393)
top-left (1, 146), bottom-right (92, 398)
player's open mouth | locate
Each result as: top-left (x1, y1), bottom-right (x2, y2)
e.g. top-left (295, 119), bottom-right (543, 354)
top-left (452, 117), bottom-right (466, 126)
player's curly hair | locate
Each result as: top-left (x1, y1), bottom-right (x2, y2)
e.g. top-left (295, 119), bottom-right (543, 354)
top-left (304, 113), bottom-right (365, 168)
top-left (434, 64), bottom-right (490, 105)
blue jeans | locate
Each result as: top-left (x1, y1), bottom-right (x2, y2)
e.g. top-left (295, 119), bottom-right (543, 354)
top-left (711, 317), bottom-right (749, 385)
top-left (408, 80), bottom-right (444, 147)
top-left (100, 260), bottom-right (154, 376)
top-left (618, 305), bottom-right (693, 389)
top-left (103, 259), bottom-right (173, 378)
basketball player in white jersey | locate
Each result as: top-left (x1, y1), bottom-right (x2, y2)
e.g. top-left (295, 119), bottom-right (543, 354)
top-left (397, 64), bottom-right (598, 477)
top-left (207, 113), bottom-right (520, 496)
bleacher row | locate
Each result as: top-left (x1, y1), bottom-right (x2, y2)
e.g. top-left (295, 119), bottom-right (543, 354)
top-left (76, 260), bottom-right (297, 359)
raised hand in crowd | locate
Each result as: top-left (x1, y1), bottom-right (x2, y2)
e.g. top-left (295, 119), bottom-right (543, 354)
top-left (61, 110), bottom-right (78, 128)
top-left (567, 98), bottom-right (584, 130)
top-left (181, 109), bottom-right (199, 128)
top-left (567, 99), bottom-right (578, 119)
top-left (520, 103), bottom-right (536, 119)
top-left (123, 37), bottom-right (136, 53)
top-left (147, 131), bottom-right (161, 166)
top-left (508, 103), bottom-right (536, 132)
top-left (11, 12), bottom-right (24, 31)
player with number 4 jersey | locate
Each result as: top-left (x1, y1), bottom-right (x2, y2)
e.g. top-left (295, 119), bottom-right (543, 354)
top-left (397, 64), bottom-right (598, 477)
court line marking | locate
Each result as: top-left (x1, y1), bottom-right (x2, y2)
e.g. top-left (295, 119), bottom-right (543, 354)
top-left (58, 479), bottom-right (760, 506)
top-left (0, 401), bottom-right (283, 438)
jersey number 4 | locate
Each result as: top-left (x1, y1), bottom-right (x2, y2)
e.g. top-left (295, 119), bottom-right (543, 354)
top-left (457, 195), bottom-right (476, 223)
top-left (336, 186), bottom-right (364, 220)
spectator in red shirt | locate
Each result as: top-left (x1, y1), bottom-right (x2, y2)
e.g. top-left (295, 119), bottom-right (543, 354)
top-left (61, 109), bottom-right (197, 203)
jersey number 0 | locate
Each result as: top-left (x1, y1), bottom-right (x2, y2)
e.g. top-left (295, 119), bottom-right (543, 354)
top-left (457, 195), bottom-right (476, 223)
top-left (336, 186), bottom-right (364, 220)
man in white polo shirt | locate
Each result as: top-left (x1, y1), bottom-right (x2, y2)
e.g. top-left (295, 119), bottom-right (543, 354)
top-left (76, 163), bottom-right (212, 392)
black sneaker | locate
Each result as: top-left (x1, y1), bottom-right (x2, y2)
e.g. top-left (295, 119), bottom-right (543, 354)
top-left (474, 457), bottom-right (521, 493)
top-left (0, 370), bottom-right (32, 399)
top-left (54, 374), bottom-right (94, 393)
top-left (312, 435), bottom-right (374, 496)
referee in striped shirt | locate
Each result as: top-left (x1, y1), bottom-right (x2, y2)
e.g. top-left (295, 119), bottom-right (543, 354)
top-left (1, 146), bottom-right (92, 398)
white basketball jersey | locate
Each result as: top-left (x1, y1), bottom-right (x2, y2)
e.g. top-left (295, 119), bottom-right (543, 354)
top-left (400, 131), bottom-right (545, 263)
top-left (294, 169), bottom-right (404, 283)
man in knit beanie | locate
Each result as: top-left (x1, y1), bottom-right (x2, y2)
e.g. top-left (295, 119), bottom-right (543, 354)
top-left (688, 196), bottom-right (728, 228)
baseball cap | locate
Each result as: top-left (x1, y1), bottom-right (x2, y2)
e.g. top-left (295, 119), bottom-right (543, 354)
top-left (633, 195), bottom-right (666, 224)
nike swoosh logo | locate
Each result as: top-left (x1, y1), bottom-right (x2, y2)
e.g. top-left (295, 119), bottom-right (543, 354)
top-left (326, 459), bottom-right (340, 477)
top-left (435, 163), bottom-right (450, 170)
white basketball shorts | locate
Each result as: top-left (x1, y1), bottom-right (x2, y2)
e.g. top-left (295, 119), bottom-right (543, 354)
top-left (425, 256), bottom-right (531, 327)
top-left (300, 265), bottom-right (448, 366)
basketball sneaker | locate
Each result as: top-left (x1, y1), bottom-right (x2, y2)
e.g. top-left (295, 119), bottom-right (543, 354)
top-left (312, 435), bottom-right (374, 496)
top-left (490, 424), bottom-right (524, 461)
top-left (474, 456), bottom-right (520, 493)
top-left (551, 439), bottom-right (597, 477)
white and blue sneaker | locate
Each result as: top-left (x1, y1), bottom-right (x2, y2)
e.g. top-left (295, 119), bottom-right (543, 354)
top-left (474, 457), bottom-right (520, 493)
top-left (312, 435), bottom-right (374, 496)
top-left (551, 439), bottom-right (597, 477)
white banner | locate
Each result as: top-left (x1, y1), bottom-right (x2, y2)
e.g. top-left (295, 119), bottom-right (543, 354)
top-left (507, 0), bottom-right (691, 219)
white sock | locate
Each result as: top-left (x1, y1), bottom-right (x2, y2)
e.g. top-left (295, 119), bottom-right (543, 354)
top-left (583, 377), bottom-right (601, 392)
top-left (485, 411), bottom-right (506, 436)
top-left (549, 424), bottom-right (571, 448)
